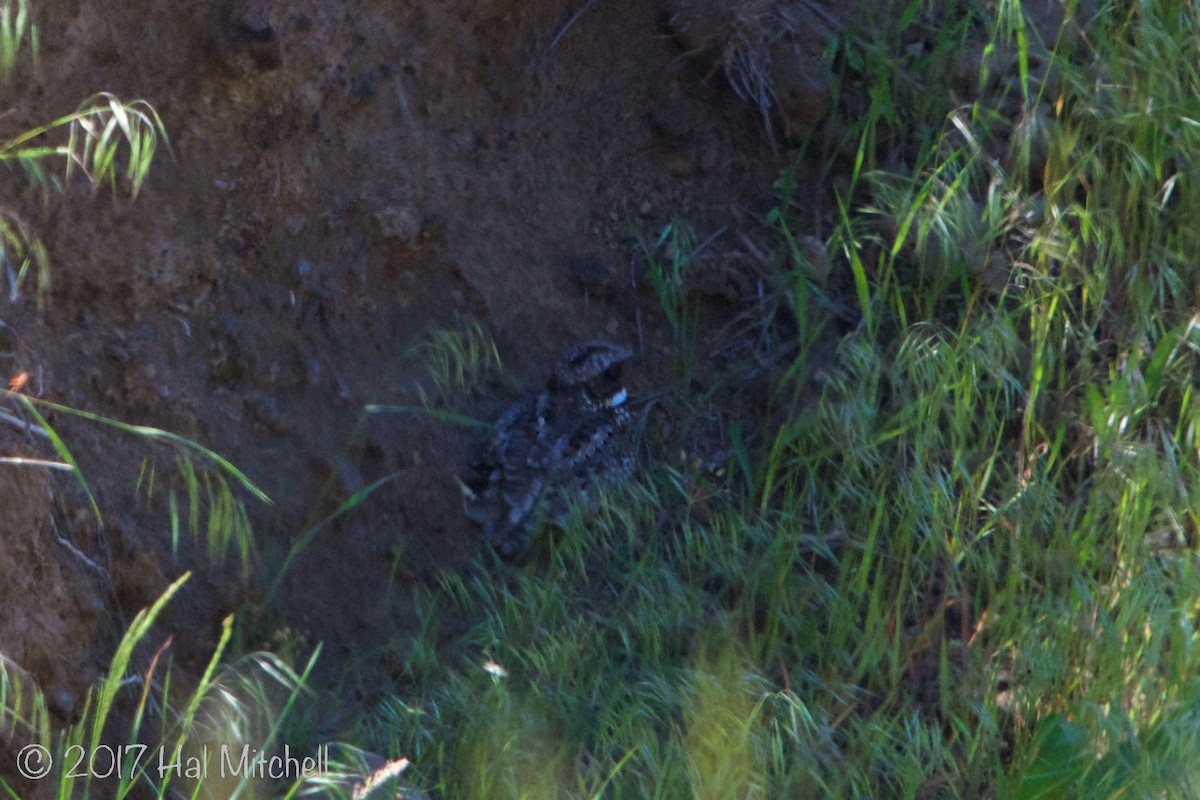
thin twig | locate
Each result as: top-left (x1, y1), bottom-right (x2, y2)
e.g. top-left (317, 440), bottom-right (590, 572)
top-left (0, 407), bottom-right (49, 437)
top-left (551, 0), bottom-right (600, 50)
top-left (689, 225), bottom-right (728, 261)
top-left (799, 0), bottom-right (845, 35)
top-left (0, 455), bottom-right (70, 469)
top-left (55, 532), bottom-right (108, 576)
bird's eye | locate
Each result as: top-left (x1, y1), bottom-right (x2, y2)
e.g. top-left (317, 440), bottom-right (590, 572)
top-left (602, 364), bottom-right (621, 381)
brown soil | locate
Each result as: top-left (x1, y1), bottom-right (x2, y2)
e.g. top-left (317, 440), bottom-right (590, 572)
top-left (0, 0), bottom-right (846, 749)
top-left (0, 0), bottom-right (1090, 793)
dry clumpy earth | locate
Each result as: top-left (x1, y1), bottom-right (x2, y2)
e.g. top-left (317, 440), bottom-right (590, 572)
top-left (0, 0), bottom-right (944, 771)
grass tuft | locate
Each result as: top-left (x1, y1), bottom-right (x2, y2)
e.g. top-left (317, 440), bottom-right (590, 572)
top-left (404, 321), bottom-right (501, 408)
top-left (4, 387), bottom-right (268, 574)
top-left (0, 574), bottom-right (321, 800)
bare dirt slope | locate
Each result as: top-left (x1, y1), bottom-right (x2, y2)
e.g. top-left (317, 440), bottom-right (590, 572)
top-left (0, 0), bottom-right (829, 735)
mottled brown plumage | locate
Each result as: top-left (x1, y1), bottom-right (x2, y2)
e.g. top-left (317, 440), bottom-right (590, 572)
top-left (466, 341), bottom-right (635, 556)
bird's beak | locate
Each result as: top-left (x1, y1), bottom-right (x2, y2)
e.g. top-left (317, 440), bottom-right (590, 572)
top-left (606, 387), bottom-right (628, 408)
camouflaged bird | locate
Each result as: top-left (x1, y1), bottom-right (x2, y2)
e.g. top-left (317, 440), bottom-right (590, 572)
top-left (465, 341), bottom-right (635, 556)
